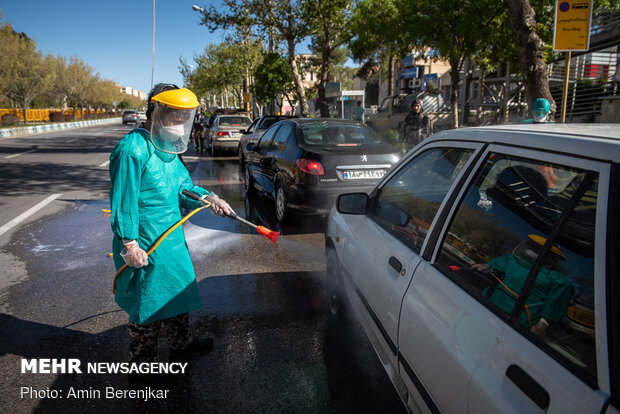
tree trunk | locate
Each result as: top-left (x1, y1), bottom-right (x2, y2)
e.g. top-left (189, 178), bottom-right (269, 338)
top-left (287, 38), bottom-right (309, 117)
top-left (502, 60), bottom-right (511, 123)
top-left (317, 44), bottom-right (331, 118)
top-left (387, 54), bottom-right (396, 96)
top-left (461, 59), bottom-right (472, 126)
top-left (506, 0), bottom-right (555, 116)
top-left (450, 62), bottom-right (461, 129)
top-left (476, 68), bottom-right (486, 123)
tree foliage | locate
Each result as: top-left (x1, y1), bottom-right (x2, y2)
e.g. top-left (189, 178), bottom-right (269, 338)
top-left (0, 17), bottom-right (141, 122)
top-left (195, 0), bottom-right (312, 115)
top-left (304, 0), bottom-right (354, 116)
top-left (0, 21), bottom-right (55, 121)
top-left (252, 52), bottom-right (296, 107)
top-left (181, 39), bottom-right (263, 106)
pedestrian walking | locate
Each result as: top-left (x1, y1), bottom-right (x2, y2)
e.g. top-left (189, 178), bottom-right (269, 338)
top-left (108, 83), bottom-right (234, 383)
top-left (353, 101), bottom-right (365, 123)
top-left (399, 99), bottom-right (433, 153)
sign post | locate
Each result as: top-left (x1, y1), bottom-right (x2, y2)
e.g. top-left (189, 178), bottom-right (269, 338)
top-left (553, 0), bottom-right (593, 122)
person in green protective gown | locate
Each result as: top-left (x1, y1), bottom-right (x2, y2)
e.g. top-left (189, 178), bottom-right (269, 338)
top-left (473, 235), bottom-right (573, 336)
top-left (109, 84), bottom-right (233, 381)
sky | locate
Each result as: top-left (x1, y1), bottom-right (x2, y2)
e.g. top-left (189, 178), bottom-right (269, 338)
top-left (0, 1), bottom-right (253, 95)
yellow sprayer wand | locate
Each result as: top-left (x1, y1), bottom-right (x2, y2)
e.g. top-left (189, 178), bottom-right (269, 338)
top-left (112, 199), bottom-right (211, 294)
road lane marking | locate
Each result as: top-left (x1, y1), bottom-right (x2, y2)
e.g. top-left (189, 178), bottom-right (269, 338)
top-left (0, 193), bottom-right (62, 237)
top-left (99, 160), bottom-right (110, 168)
top-left (4, 149), bottom-right (36, 159)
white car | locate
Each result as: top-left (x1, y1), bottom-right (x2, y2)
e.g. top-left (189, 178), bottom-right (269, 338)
top-left (326, 124), bottom-right (620, 413)
top-left (137, 111), bottom-right (147, 123)
top-left (207, 114), bottom-right (252, 156)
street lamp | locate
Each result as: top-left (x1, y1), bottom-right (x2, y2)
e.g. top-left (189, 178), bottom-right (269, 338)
top-left (151, 0), bottom-right (156, 91)
top-left (192, 5), bottom-right (204, 12)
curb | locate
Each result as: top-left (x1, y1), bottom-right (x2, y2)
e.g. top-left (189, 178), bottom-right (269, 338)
top-left (0, 118), bottom-right (122, 139)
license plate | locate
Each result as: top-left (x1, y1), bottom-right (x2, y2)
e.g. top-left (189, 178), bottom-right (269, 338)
top-left (343, 169), bottom-right (385, 180)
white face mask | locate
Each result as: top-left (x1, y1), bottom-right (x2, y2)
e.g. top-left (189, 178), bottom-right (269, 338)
top-left (158, 124), bottom-right (185, 142)
top-left (533, 111), bottom-right (548, 123)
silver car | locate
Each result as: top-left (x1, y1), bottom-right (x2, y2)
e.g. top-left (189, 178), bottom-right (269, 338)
top-left (326, 124), bottom-right (620, 413)
top-left (238, 115), bottom-right (297, 164)
top-left (207, 114), bottom-right (252, 156)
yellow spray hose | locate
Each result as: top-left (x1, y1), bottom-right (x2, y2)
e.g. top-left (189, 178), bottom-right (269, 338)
top-left (492, 274), bottom-right (533, 327)
top-left (112, 201), bottom-right (211, 294)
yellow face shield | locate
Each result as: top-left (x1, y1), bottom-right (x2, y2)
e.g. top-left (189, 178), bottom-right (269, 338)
top-left (149, 102), bottom-right (196, 154)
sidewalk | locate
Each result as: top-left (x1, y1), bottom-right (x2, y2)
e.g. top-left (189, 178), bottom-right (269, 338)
top-left (0, 117), bottom-right (122, 139)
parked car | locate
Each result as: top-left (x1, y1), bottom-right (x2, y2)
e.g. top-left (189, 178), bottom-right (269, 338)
top-left (206, 114), bottom-right (252, 156)
top-left (121, 110), bottom-right (138, 125)
top-left (325, 123), bottom-right (620, 414)
top-left (244, 118), bottom-right (402, 222)
top-left (238, 115), bottom-right (298, 165)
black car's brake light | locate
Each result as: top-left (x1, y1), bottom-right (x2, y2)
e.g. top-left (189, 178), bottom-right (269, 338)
top-left (296, 158), bottom-right (325, 176)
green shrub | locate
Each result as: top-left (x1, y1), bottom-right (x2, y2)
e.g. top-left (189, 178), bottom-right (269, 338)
top-left (49, 112), bottom-right (65, 122)
top-left (380, 128), bottom-right (400, 145)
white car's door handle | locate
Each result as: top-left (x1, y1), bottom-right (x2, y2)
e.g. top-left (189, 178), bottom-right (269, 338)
top-left (506, 364), bottom-right (549, 410)
top-left (388, 256), bottom-right (405, 276)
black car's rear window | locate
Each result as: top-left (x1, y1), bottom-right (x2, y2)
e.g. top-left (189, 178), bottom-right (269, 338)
top-left (299, 123), bottom-right (384, 149)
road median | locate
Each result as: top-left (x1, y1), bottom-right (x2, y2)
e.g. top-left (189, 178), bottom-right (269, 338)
top-left (0, 117), bottom-right (122, 139)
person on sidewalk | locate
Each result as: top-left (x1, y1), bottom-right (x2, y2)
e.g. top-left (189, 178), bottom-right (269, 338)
top-left (109, 83), bottom-right (233, 382)
top-left (399, 99), bottom-right (433, 153)
top-left (523, 98), bottom-right (552, 124)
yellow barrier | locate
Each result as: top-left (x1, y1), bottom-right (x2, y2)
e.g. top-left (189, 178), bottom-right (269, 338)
top-left (0, 108), bottom-right (106, 122)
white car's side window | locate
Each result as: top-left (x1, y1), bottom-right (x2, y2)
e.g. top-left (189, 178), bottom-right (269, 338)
top-left (368, 147), bottom-right (473, 253)
top-left (435, 153), bottom-right (598, 383)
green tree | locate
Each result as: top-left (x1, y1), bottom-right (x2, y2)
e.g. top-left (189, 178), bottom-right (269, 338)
top-left (0, 21), bottom-right (54, 123)
top-left (253, 52), bottom-right (296, 111)
top-left (195, 0), bottom-right (311, 116)
top-left (304, 0), bottom-right (354, 117)
top-left (349, 0), bottom-right (412, 97)
top-left (400, 0), bottom-right (503, 128)
top-left (181, 39), bottom-right (262, 107)
top-left (65, 57), bottom-right (98, 120)
top-left (505, 0), bottom-right (619, 116)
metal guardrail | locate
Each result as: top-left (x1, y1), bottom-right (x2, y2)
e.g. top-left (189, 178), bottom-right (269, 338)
top-left (551, 80), bottom-right (620, 122)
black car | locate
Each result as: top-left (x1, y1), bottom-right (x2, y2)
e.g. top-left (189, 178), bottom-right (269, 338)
top-left (243, 118), bottom-right (402, 222)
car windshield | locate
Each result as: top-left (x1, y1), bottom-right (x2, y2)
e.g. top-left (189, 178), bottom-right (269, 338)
top-left (299, 122), bottom-right (384, 150)
top-left (218, 116), bottom-right (251, 127)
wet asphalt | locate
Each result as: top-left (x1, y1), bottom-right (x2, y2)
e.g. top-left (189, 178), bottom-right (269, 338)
top-left (0, 131), bottom-right (406, 413)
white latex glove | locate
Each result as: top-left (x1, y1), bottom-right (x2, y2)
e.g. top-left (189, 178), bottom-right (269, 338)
top-left (204, 193), bottom-right (234, 217)
top-left (120, 241), bottom-right (149, 268)
top-left (531, 318), bottom-right (549, 336)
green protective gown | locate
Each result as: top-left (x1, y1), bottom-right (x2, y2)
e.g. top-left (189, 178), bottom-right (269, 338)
top-left (109, 128), bottom-right (209, 325)
top-left (486, 254), bottom-right (574, 327)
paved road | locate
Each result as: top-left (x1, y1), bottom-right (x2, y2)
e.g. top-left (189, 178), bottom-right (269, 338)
top-left (0, 125), bottom-right (406, 413)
